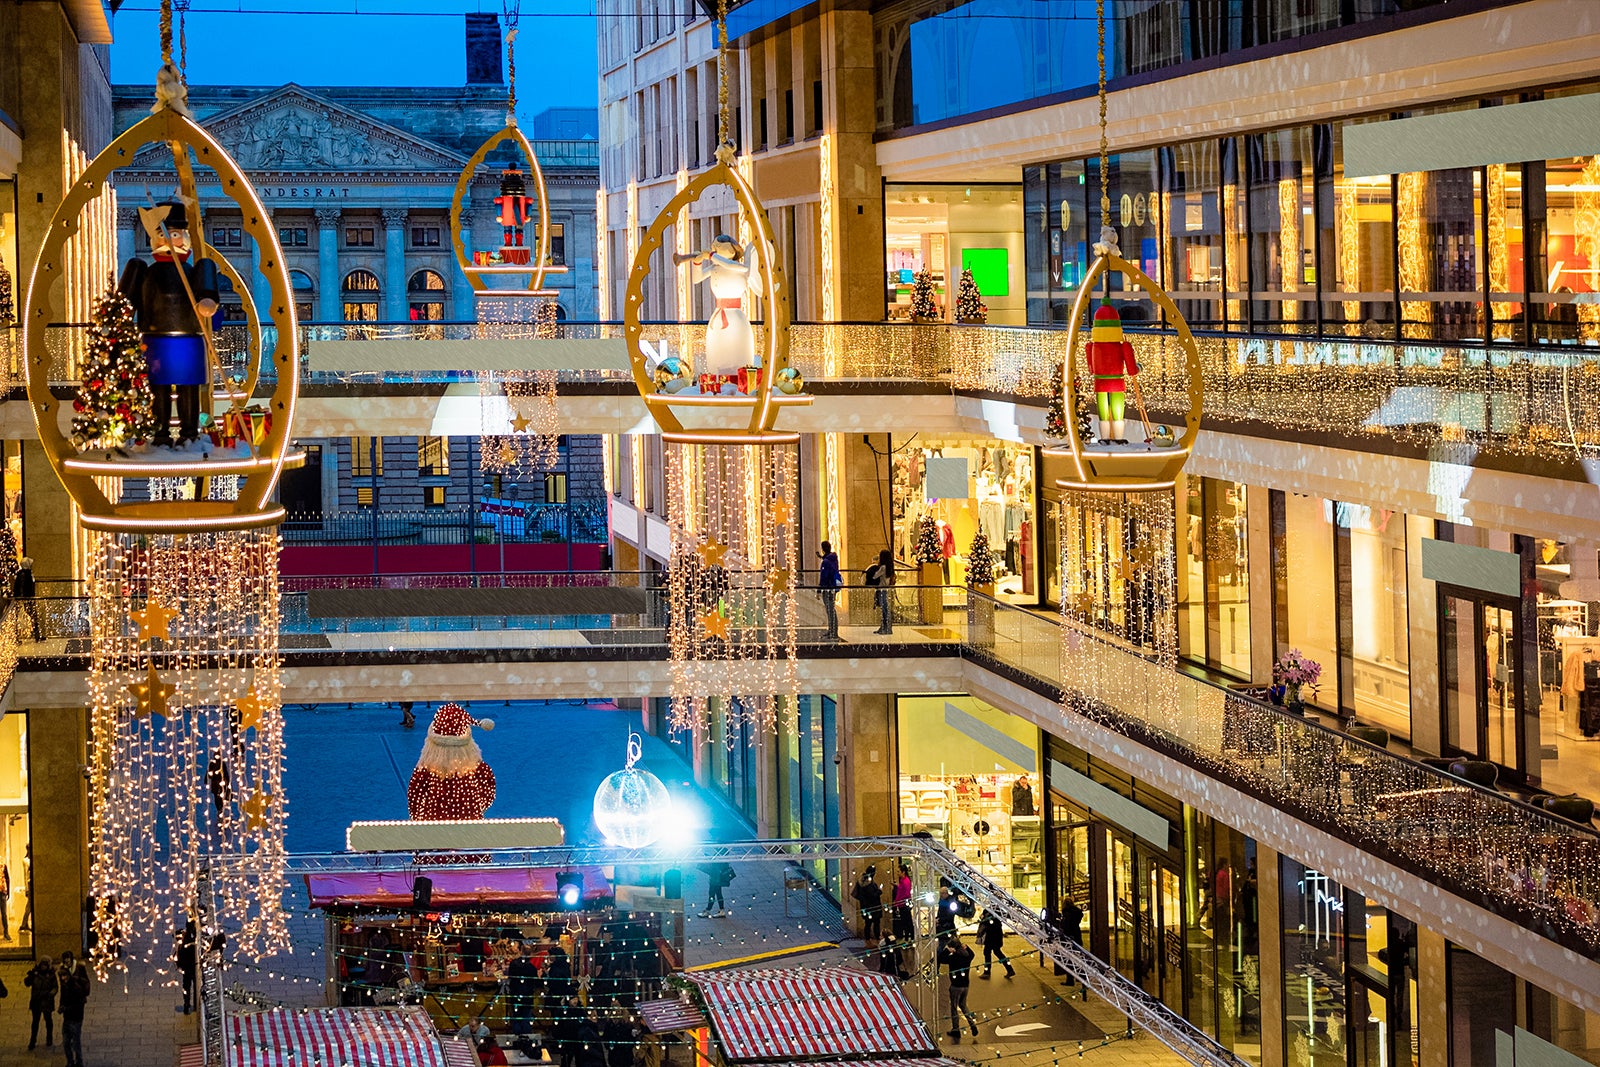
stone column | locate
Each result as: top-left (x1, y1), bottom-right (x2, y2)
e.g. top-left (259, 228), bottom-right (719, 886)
top-left (1256, 845), bottom-right (1285, 1067)
top-left (315, 208), bottom-right (341, 323)
top-left (820, 7), bottom-right (885, 320)
top-left (383, 208), bottom-right (408, 323)
top-left (115, 208), bottom-right (138, 276)
top-left (455, 210), bottom-right (477, 321)
top-left (28, 705), bottom-right (88, 959)
top-left (22, 440), bottom-right (74, 583)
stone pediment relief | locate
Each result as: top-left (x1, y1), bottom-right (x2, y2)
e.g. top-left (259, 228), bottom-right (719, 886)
top-left (130, 86), bottom-right (467, 173)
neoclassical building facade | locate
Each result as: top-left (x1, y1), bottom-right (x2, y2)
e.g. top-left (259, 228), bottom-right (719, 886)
top-left (109, 32), bottom-right (598, 324)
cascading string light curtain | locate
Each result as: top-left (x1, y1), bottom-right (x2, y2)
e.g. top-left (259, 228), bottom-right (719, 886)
top-left (478, 294), bottom-right (561, 474)
top-left (85, 528), bottom-right (288, 977)
top-left (664, 441), bottom-right (799, 741)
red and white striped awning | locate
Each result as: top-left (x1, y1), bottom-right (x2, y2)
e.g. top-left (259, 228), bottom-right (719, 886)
top-left (688, 968), bottom-right (935, 1062)
top-left (227, 1006), bottom-right (447, 1067)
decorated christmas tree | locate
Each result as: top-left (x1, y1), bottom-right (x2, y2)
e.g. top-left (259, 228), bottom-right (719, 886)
top-left (1045, 364), bottom-right (1066, 438)
top-left (914, 514), bottom-right (943, 564)
top-left (0, 261), bottom-right (14, 326)
top-left (0, 526), bottom-right (19, 596)
top-left (73, 282), bottom-right (157, 451)
top-left (909, 268), bottom-right (939, 322)
top-left (954, 268), bottom-right (987, 324)
top-left (966, 531), bottom-right (994, 587)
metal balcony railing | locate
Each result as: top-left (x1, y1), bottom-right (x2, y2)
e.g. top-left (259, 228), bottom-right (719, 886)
top-left (9, 580), bottom-right (1600, 959)
top-left (8, 320), bottom-right (1600, 456)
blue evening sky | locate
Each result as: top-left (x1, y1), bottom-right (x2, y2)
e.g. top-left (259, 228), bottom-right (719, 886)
top-left (108, 0), bottom-right (600, 113)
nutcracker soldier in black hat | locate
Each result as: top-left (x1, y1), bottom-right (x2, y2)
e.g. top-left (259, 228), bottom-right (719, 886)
top-left (118, 200), bottom-right (218, 447)
top-left (493, 164), bottom-right (534, 265)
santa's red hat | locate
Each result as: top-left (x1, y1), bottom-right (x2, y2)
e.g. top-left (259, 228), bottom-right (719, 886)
top-left (428, 702), bottom-right (495, 745)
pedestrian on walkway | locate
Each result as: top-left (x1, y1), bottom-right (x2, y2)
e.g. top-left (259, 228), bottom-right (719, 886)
top-left (817, 542), bottom-right (843, 640)
top-left (850, 865), bottom-right (883, 943)
top-left (13, 557), bottom-right (37, 640)
top-left (58, 952), bottom-right (89, 1067)
top-left (25, 955), bottom-right (57, 1048)
top-left (865, 551), bottom-right (894, 635)
top-left (697, 862), bottom-right (735, 917)
top-left (176, 920), bottom-right (198, 1013)
top-left (399, 701), bottom-right (416, 728)
top-left (977, 910), bottom-right (1015, 978)
top-left (938, 936), bottom-right (979, 1042)
top-left (891, 863), bottom-right (914, 942)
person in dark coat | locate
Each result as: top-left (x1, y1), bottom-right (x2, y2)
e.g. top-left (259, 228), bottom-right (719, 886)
top-left (25, 956), bottom-right (58, 1048)
top-left (58, 953), bottom-right (90, 1067)
top-left (118, 201), bottom-right (219, 446)
top-left (938, 937), bottom-right (979, 1042)
top-left (507, 944), bottom-right (540, 1034)
top-left (976, 910), bottom-right (1016, 978)
top-left (176, 920), bottom-right (198, 1013)
top-left (851, 866), bottom-right (884, 942)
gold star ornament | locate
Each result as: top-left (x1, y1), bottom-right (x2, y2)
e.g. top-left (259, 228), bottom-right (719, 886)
top-left (701, 610), bottom-right (730, 640)
top-left (130, 599), bottom-right (178, 641)
top-left (1070, 592), bottom-right (1097, 617)
top-left (772, 496), bottom-right (793, 525)
top-left (242, 789), bottom-right (273, 832)
top-left (767, 567), bottom-right (791, 593)
top-left (235, 689), bottom-right (265, 732)
top-left (128, 663), bottom-right (177, 719)
top-left (509, 410), bottom-right (532, 433)
top-left (697, 540), bottom-right (729, 567)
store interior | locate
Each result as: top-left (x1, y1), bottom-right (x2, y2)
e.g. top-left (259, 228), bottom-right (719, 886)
top-left (885, 183), bottom-right (1024, 324)
top-left (896, 695), bottom-right (1043, 912)
top-left (891, 436), bottom-right (1036, 605)
top-left (0, 711), bottom-right (30, 956)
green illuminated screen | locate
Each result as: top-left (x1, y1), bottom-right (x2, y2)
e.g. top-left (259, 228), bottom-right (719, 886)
top-left (961, 247), bottom-right (1010, 297)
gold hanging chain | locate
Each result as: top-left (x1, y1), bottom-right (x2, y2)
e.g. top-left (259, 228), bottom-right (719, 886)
top-left (178, 0), bottom-right (189, 75)
top-left (1096, 0), bottom-right (1109, 224)
top-left (505, 1), bottom-right (519, 121)
top-left (717, 0), bottom-right (730, 151)
top-left (159, 0), bottom-right (175, 69)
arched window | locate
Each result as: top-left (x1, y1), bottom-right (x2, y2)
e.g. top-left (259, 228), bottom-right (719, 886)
top-left (289, 269), bottom-right (315, 324)
top-left (342, 269), bottom-right (380, 322)
top-left (407, 269), bottom-right (447, 323)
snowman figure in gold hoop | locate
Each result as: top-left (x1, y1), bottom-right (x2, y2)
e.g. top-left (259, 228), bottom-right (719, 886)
top-left (675, 234), bottom-right (759, 395)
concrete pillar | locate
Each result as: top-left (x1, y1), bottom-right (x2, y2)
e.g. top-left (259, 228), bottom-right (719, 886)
top-left (1417, 924), bottom-right (1449, 1067)
top-left (1257, 845), bottom-right (1284, 1067)
top-left (315, 208), bottom-right (341, 322)
top-left (838, 693), bottom-right (894, 837)
top-left (455, 210), bottom-right (477, 321)
top-left (820, 7), bottom-right (884, 320)
top-left (840, 433), bottom-right (891, 576)
top-left (382, 209), bottom-right (408, 322)
top-left (22, 441), bottom-right (75, 584)
top-left (27, 706), bottom-right (88, 959)
top-left (1247, 484), bottom-right (1275, 684)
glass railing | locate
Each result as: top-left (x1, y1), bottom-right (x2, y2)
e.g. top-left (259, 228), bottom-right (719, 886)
top-left (7, 581), bottom-right (1600, 955)
top-left (10, 320), bottom-right (1600, 455)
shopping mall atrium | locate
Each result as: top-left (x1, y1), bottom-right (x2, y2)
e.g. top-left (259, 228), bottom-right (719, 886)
top-left (2, 0), bottom-right (1600, 1065)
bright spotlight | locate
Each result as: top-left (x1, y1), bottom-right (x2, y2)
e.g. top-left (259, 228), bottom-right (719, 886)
top-left (556, 871), bottom-right (585, 911)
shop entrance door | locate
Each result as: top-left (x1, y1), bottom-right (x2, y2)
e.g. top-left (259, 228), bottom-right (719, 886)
top-left (1105, 835), bottom-right (1137, 984)
top-left (1440, 589), bottom-right (1525, 777)
top-left (1142, 857), bottom-right (1184, 1014)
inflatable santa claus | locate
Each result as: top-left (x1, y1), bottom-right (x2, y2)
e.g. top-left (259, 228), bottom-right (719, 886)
top-left (407, 703), bottom-right (497, 821)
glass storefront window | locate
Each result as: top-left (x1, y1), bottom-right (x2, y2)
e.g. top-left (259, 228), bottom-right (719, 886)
top-left (0, 711), bottom-right (32, 957)
top-left (1048, 160), bottom-right (1091, 326)
top-left (1536, 155), bottom-right (1600, 344)
top-left (1248, 128), bottom-right (1317, 333)
top-left (1185, 810), bottom-right (1262, 1063)
top-left (897, 694), bottom-right (1043, 910)
top-left (1271, 492), bottom-right (1338, 712)
top-left (1188, 477), bottom-right (1250, 677)
top-left (788, 695), bottom-right (840, 894)
top-left (1161, 139), bottom-right (1226, 331)
top-left (891, 438), bottom-right (1036, 604)
top-left (884, 183), bottom-right (1023, 324)
top-left (1087, 150), bottom-right (1160, 325)
top-left (1341, 505), bottom-right (1410, 734)
top-left (1281, 859), bottom-right (1348, 1067)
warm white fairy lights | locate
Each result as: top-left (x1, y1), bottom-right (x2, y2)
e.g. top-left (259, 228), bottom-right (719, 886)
top-left (477, 295), bottom-right (561, 473)
top-left (86, 528), bottom-right (288, 977)
top-left (664, 441), bottom-right (800, 739)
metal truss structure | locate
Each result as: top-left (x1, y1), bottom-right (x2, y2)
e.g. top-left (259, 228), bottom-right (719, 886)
top-left (200, 835), bottom-right (1248, 1067)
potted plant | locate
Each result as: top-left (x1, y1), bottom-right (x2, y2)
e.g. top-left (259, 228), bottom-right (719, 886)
top-left (1272, 649), bottom-right (1322, 715)
top-left (915, 515), bottom-right (945, 623)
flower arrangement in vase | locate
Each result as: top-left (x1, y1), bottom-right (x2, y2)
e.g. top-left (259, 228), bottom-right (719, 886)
top-left (1272, 649), bottom-right (1322, 713)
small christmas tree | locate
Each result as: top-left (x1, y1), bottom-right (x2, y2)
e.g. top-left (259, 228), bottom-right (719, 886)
top-left (73, 282), bottom-right (157, 451)
top-left (0, 261), bottom-right (14, 326)
top-left (1045, 364), bottom-right (1067, 439)
top-left (909, 268), bottom-right (939, 322)
top-left (966, 531), bottom-right (994, 587)
top-left (954, 268), bottom-right (987, 324)
top-left (914, 515), bottom-right (943, 564)
top-left (0, 526), bottom-right (19, 596)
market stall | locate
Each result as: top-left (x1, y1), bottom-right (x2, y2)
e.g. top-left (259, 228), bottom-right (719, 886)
top-left (227, 1006), bottom-right (448, 1067)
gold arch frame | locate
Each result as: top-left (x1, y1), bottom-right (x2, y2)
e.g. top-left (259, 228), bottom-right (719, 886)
top-left (449, 123), bottom-right (558, 294)
top-left (623, 159), bottom-right (810, 444)
top-left (21, 109), bottom-right (300, 532)
top-left (1045, 252), bottom-right (1203, 491)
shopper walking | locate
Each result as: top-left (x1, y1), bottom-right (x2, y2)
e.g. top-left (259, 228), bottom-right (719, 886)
top-left (976, 910), bottom-right (1015, 978)
top-left (938, 936), bottom-right (979, 1041)
top-left (698, 862), bottom-right (735, 917)
top-left (176, 921), bottom-right (198, 1013)
top-left (891, 863), bottom-right (914, 942)
top-left (850, 865), bottom-right (883, 942)
top-left (866, 551), bottom-right (894, 635)
top-left (817, 541), bottom-right (843, 640)
top-left (13, 556), bottom-right (37, 640)
top-left (25, 955), bottom-right (57, 1048)
top-left (58, 952), bottom-right (90, 1067)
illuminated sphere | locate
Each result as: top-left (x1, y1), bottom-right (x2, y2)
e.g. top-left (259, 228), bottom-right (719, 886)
top-left (775, 366), bottom-right (805, 394)
top-left (654, 356), bottom-right (693, 394)
top-left (593, 766), bottom-right (672, 847)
